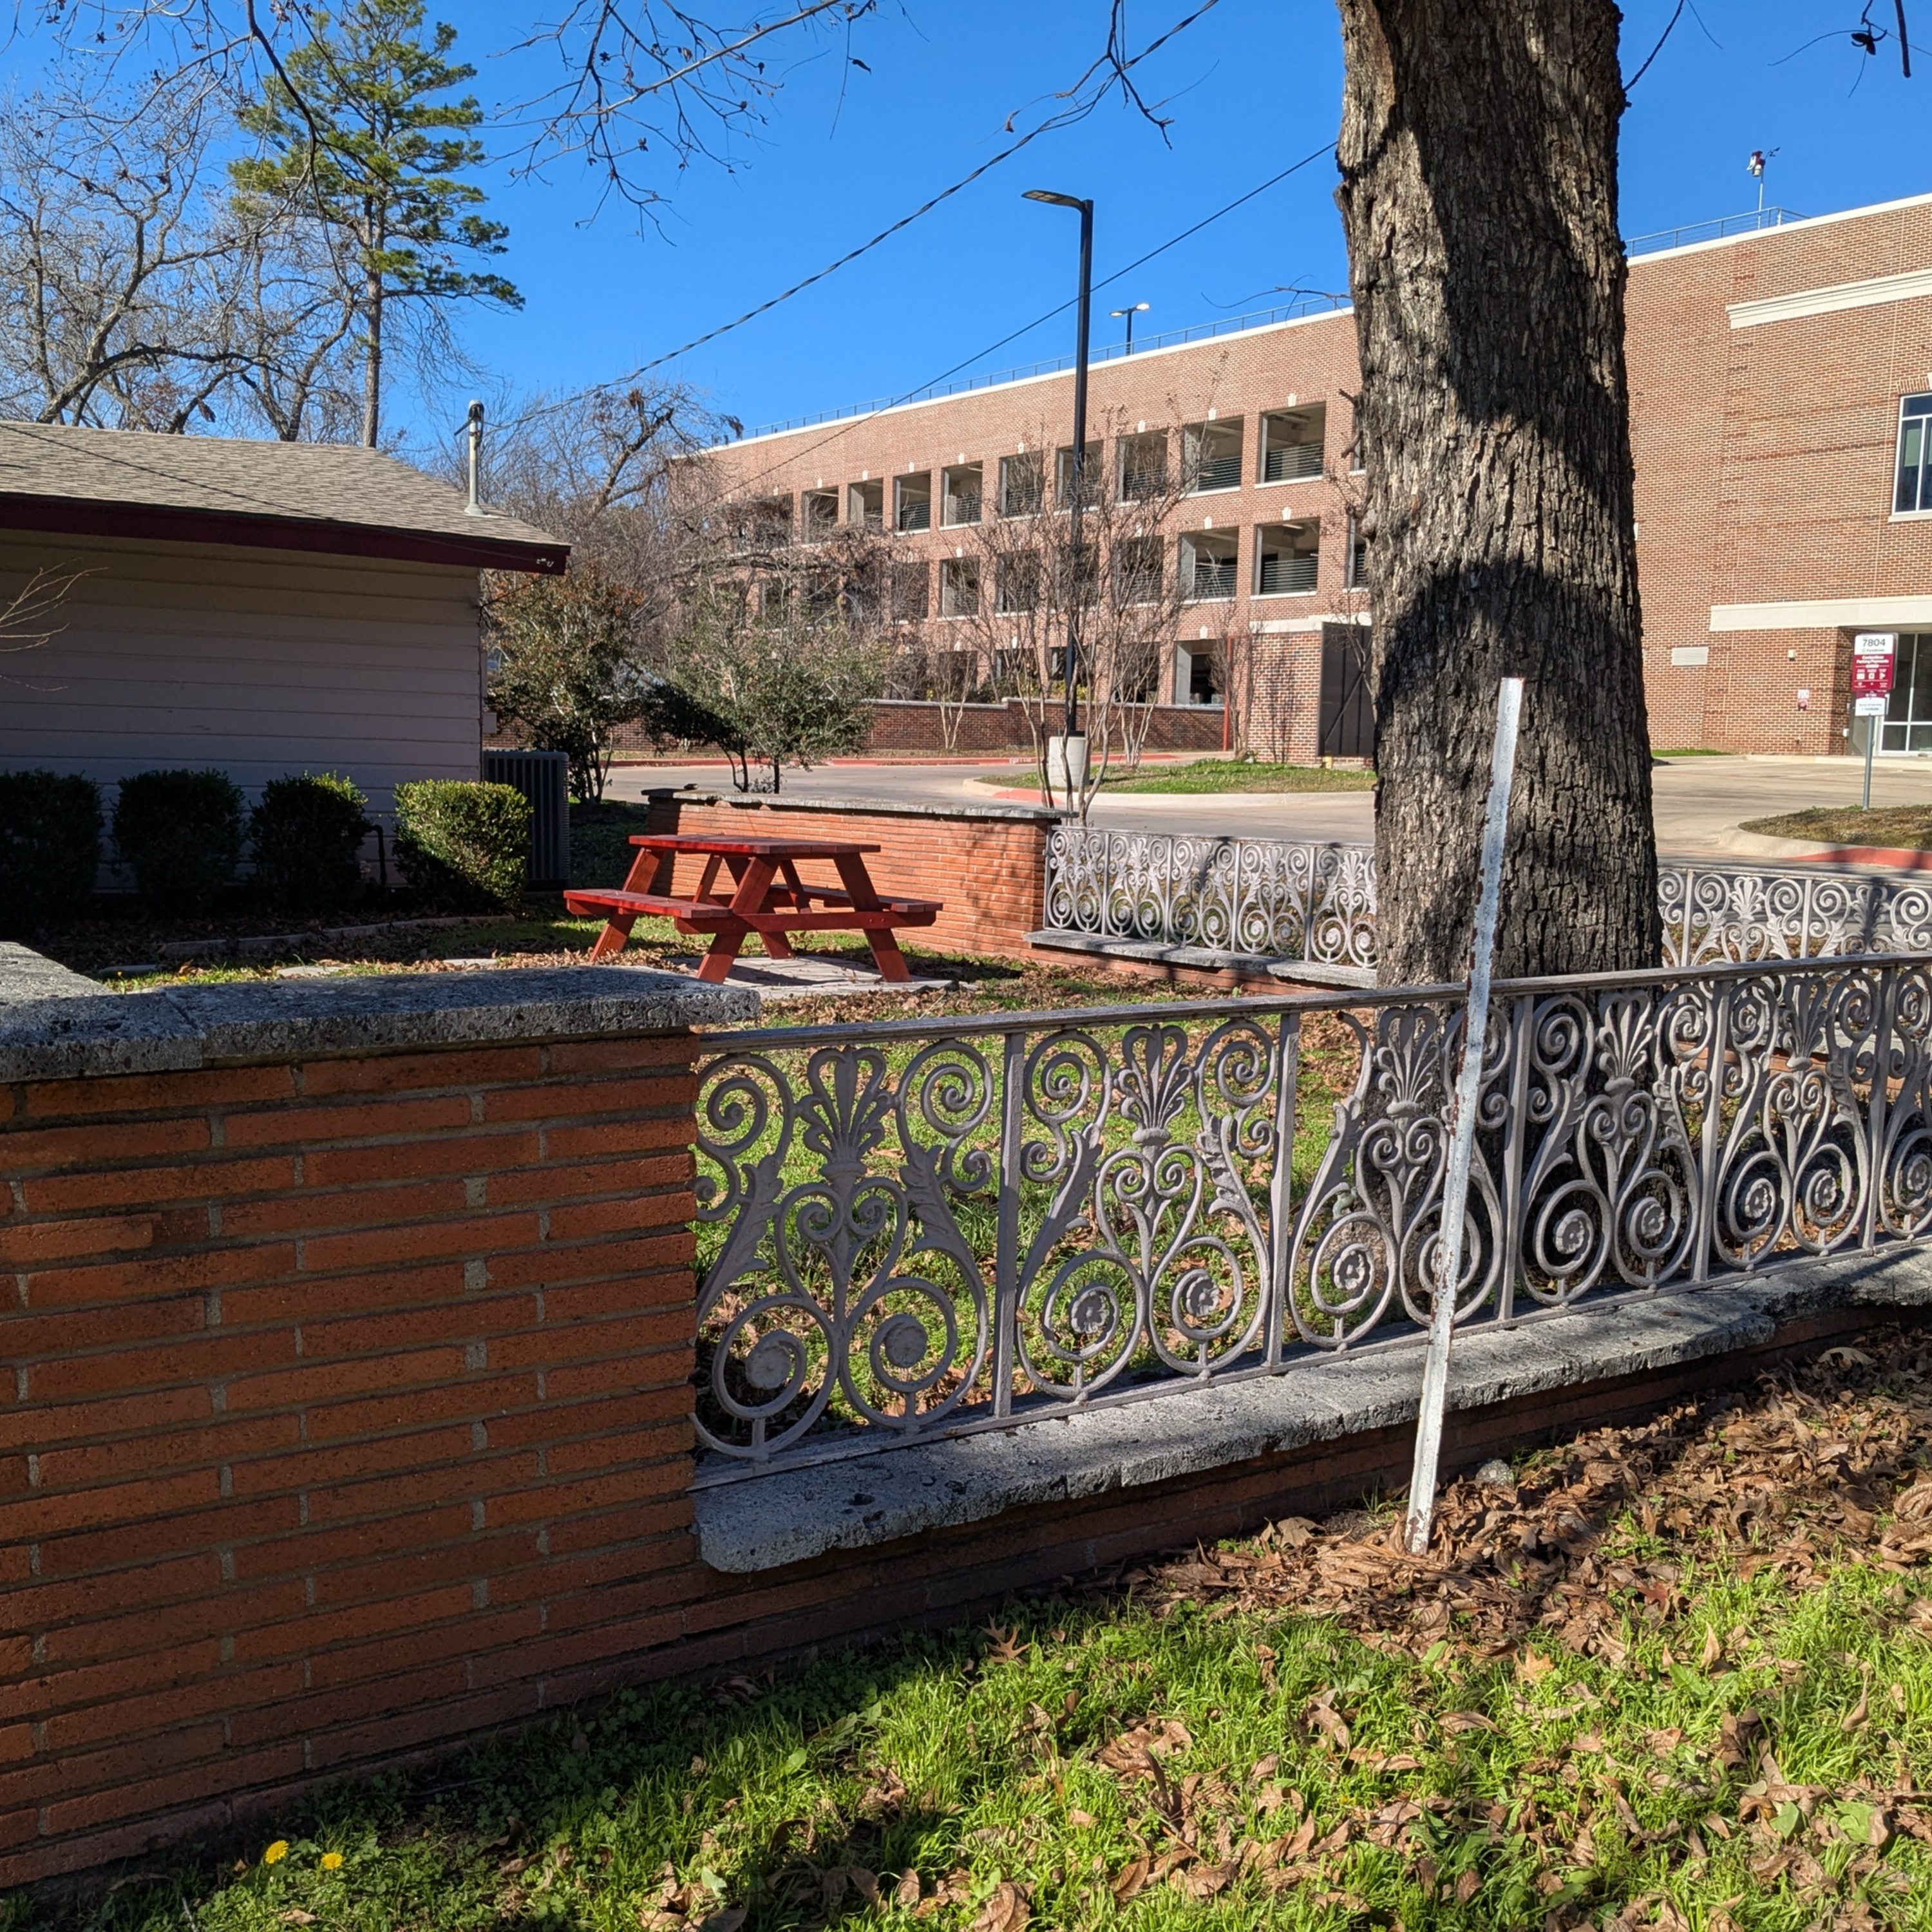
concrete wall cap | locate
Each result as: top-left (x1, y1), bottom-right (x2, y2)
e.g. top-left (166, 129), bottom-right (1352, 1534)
top-left (0, 949), bottom-right (755, 1079)
top-left (649, 786), bottom-right (1070, 825)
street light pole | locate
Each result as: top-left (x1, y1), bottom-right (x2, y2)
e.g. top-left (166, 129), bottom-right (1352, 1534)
top-left (1025, 189), bottom-right (1094, 797)
top-left (1110, 301), bottom-right (1149, 354)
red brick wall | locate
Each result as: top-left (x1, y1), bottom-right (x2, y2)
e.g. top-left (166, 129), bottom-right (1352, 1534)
top-left (0, 1034), bottom-right (703, 1885)
top-left (593, 701), bottom-right (1226, 759)
top-left (1624, 200), bottom-right (1932, 755)
top-left (656, 795), bottom-right (1052, 956)
top-left (860, 700), bottom-right (1225, 755)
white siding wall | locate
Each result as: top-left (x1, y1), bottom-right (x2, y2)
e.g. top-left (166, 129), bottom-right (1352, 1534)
top-left (0, 533), bottom-right (484, 817)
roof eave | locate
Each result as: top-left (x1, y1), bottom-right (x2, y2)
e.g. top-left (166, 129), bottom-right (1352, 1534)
top-left (0, 495), bottom-right (570, 574)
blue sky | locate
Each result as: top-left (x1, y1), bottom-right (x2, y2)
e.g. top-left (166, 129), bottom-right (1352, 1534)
top-left (20, 2), bottom-right (1932, 445)
top-left (437, 0), bottom-right (1931, 446)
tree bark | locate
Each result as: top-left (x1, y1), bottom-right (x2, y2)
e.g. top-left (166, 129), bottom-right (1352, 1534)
top-left (362, 260), bottom-right (384, 448)
top-left (1336, 0), bottom-right (1659, 985)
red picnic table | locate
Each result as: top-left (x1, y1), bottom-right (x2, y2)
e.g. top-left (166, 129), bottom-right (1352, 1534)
top-left (564, 833), bottom-right (942, 984)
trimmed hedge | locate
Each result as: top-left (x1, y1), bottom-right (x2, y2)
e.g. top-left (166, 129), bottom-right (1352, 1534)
top-left (393, 779), bottom-right (530, 911)
top-left (0, 770), bottom-right (102, 936)
top-left (251, 773), bottom-right (370, 916)
top-left (111, 769), bottom-right (245, 913)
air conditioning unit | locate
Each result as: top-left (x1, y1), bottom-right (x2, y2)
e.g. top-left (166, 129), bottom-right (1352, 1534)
top-left (484, 750), bottom-right (570, 891)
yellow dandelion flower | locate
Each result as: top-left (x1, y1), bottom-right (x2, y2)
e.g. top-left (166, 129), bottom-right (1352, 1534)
top-left (319, 1852), bottom-right (343, 1871)
top-left (263, 1841), bottom-right (289, 1866)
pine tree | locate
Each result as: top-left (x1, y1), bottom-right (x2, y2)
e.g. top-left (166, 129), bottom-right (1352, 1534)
top-left (231, 1), bottom-right (518, 447)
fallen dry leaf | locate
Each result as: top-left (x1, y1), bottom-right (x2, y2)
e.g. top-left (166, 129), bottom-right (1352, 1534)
top-left (1137, 1328), bottom-right (1932, 1664)
top-left (970, 1881), bottom-right (1030, 1932)
top-left (1110, 1858), bottom-right (1150, 1904)
top-left (894, 1870), bottom-right (922, 1908)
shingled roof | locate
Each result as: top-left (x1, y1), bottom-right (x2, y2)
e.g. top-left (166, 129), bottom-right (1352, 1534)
top-left (0, 421), bottom-right (568, 573)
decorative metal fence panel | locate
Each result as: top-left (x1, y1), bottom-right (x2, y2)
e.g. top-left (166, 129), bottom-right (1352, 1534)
top-left (694, 955), bottom-right (1932, 1481)
top-left (1041, 828), bottom-right (1378, 969)
top-left (1041, 827), bottom-right (1932, 973)
top-left (1660, 864), bottom-right (1932, 965)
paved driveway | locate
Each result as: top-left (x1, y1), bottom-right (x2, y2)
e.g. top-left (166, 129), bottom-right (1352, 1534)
top-left (607, 753), bottom-right (1932, 856)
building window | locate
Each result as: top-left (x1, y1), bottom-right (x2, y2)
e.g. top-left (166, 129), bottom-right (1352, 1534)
top-left (999, 453), bottom-right (1042, 517)
top-left (848, 478), bottom-right (884, 531)
top-left (1880, 633), bottom-right (1932, 749)
top-left (1255, 521), bottom-right (1319, 595)
top-left (994, 556), bottom-right (1039, 614)
top-left (889, 562), bottom-right (930, 623)
top-left (940, 557), bottom-right (980, 618)
top-left (1055, 440), bottom-right (1100, 508)
top-left (800, 489), bottom-right (838, 540)
top-left (1258, 405), bottom-right (1325, 483)
top-left (1344, 515), bottom-right (1368, 589)
top-left (1113, 535), bottom-right (1164, 606)
top-left (942, 462), bottom-right (982, 526)
top-left (895, 471), bottom-right (932, 533)
top-left (1171, 644), bottom-right (1222, 706)
top-left (1897, 396), bottom-right (1932, 513)
top-left (1180, 530), bottom-right (1237, 601)
top-left (1182, 419), bottom-right (1243, 493)
top-left (1118, 431), bottom-right (1168, 503)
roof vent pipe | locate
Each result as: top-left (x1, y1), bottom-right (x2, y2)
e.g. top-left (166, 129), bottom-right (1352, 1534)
top-left (465, 401), bottom-right (485, 516)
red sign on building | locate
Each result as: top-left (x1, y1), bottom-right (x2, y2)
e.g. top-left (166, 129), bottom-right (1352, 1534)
top-left (1853, 632), bottom-right (1898, 697)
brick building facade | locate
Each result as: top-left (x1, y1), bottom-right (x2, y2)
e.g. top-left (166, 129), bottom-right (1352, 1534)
top-left (705, 192), bottom-right (1932, 759)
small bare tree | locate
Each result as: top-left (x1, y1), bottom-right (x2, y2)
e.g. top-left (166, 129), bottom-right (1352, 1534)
top-left (0, 564), bottom-right (94, 685)
top-left (947, 408), bottom-right (1196, 819)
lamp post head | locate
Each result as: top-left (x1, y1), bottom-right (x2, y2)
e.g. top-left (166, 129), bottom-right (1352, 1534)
top-left (1023, 188), bottom-right (1091, 213)
top-left (1109, 303), bottom-right (1150, 317)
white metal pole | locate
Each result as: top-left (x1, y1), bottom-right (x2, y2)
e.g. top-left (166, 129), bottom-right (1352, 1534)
top-left (1864, 711), bottom-right (1877, 812)
top-left (1403, 676), bottom-right (1524, 1556)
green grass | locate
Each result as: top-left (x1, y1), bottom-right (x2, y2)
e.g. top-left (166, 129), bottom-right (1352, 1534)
top-left (1742, 806), bottom-right (1932, 851)
top-left (974, 761), bottom-right (1375, 796)
top-left (26, 1338), bottom-right (1932, 1932)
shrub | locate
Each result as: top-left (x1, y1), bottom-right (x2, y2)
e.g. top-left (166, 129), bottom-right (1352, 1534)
top-left (393, 779), bottom-right (530, 911)
top-left (0, 770), bottom-right (102, 936)
top-left (249, 773), bottom-right (370, 917)
top-left (111, 769), bottom-right (245, 913)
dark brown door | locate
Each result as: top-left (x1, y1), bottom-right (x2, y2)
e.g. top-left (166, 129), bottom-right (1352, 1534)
top-left (1317, 622), bottom-right (1374, 759)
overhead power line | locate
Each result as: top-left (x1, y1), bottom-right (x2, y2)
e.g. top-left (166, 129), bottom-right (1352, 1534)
top-left (490, 0), bottom-right (1226, 437)
top-left (703, 138), bottom-right (1338, 507)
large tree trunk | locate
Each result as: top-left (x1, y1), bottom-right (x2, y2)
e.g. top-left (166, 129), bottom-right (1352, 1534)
top-left (1336, 0), bottom-right (1660, 985)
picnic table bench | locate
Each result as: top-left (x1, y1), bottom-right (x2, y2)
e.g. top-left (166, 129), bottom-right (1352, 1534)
top-left (563, 833), bottom-right (942, 983)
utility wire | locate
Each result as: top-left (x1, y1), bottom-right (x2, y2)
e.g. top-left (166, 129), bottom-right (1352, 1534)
top-left (701, 138), bottom-right (1338, 508)
top-left (488, 0), bottom-right (1225, 435)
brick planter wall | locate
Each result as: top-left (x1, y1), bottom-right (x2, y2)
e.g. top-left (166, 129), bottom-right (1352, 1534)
top-left (1, 956), bottom-right (1924, 1886)
top-left (0, 966), bottom-right (739, 1886)
top-left (646, 791), bottom-right (1061, 959)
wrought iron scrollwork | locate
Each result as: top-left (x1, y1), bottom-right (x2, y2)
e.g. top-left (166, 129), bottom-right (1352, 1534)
top-left (1045, 829), bottom-right (1932, 976)
top-left (693, 952), bottom-right (1932, 1477)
